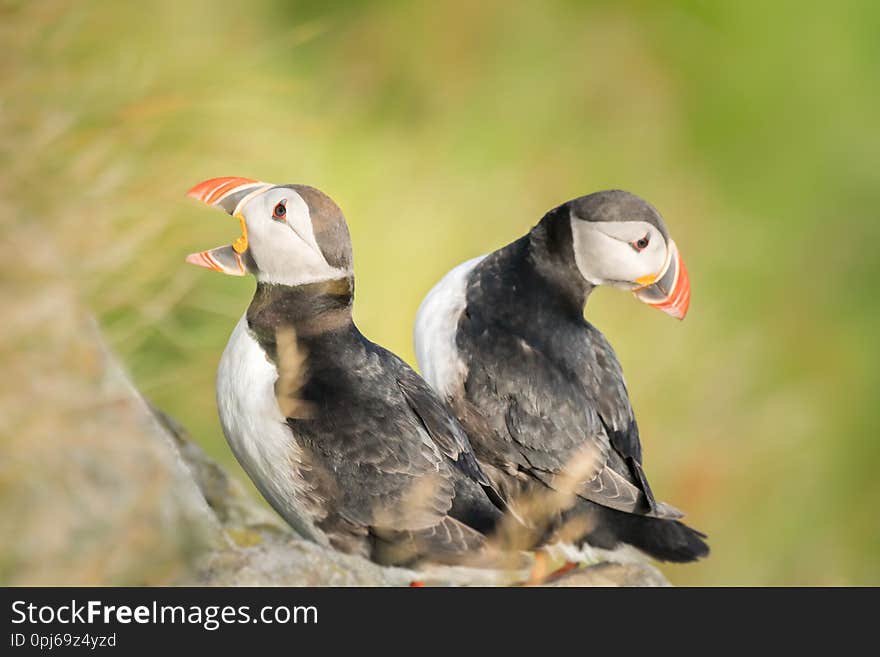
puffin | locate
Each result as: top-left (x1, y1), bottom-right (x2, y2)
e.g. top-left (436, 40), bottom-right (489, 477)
top-left (185, 176), bottom-right (510, 567)
top-left (414, 190), bottom-right (708, 564)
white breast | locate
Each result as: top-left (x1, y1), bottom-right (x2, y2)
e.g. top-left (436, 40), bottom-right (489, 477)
top-left (413, 256), bottom-right (485, 398)
top-left (216, 315), bottom-right (327, 545)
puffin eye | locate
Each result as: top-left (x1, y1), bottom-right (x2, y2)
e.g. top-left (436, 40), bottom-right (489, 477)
top-left (272, 200), bottom-right (287, 221)
top-left (631, 235), bottom-right (650, 252)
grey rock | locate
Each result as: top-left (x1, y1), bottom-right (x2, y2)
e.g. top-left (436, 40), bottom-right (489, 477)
top-left (545, 562), bottom-right (671, 587)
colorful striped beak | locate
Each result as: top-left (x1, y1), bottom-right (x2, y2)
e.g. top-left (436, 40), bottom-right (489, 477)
top-left (634, 240), bottom-right (691, 320)
top-left (185, 176), bottom-right (272, 276)
top-left (186, 176), bottom-right (270, 213)
top-left (185, 245), bottom-right (248, 276)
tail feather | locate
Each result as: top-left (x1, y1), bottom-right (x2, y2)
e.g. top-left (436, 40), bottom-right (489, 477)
top-left (601, 507), bottom-right (709, 563)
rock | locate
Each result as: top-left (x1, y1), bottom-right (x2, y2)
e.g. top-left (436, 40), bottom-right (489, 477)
top-left (546, 562), bottom-right (670, 587)
top-left (0, 294), bottom-right (222, 585)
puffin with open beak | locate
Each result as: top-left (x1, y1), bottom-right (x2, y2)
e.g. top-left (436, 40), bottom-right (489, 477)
top-left (186, 176), bottom-right (511, 567)
top-left (414, 190), bottom-right (708, 564)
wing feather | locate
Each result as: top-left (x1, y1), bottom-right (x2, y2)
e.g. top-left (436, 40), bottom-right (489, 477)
top-left (456, 319), bottom-right (680, 517)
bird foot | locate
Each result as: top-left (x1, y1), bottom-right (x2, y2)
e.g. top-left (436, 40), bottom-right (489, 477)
top-left (544, 560), bottom-right (578, 582)
top-left (522, 551), bottom-right (579, 585)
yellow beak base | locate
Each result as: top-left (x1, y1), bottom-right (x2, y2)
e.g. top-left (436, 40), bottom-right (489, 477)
top-left (232, 213), bottom-right (248, 254)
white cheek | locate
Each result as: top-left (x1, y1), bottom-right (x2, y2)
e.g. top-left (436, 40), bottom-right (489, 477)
top-left (641, 241), bottom-right (667, 278)
top-left (247, 194), bottom-right (346, 286)
top-left (285, 193), bottom-right (324, 255)
top-left (571, 219), bottom-right (666, 286)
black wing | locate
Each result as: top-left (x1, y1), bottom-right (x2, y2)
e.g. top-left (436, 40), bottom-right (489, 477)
top-left (283, 342), bottom-right (455, 532)
top-left (582, 322), bottom-right (642, 463)
top-left (288, 405), bottom-right (495, 564)
top-left (580, 323), bottom-right (685, 514)
top-left (397, 363), bottom-right (515, 525)
top-left (458, 321), bottom-right (680, 518)
top-left (396, 367), bottom-right (487, 484)
top-left (284, 344), bottom-right (497, 563)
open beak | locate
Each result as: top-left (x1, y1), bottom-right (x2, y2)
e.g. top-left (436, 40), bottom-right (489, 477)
top-left (185, 246), bottom-right (248, 276)
top-left (633, 240), bottom-right (690, 320)
top-left (184, 176), bottom-right (272, 276)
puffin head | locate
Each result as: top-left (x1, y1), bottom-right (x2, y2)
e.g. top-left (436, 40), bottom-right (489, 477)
top-left (185, 176), bottom-right (353, 286)
top-left (562, 190), bottom-right (690, 320)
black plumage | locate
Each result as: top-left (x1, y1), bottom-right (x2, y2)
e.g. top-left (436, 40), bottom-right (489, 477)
top-left (435, 195), bottom-right (708, 562)
top-left (245, 268), bottom-right (505, 567)
top-left (188, 177), bottom-right (513, 568)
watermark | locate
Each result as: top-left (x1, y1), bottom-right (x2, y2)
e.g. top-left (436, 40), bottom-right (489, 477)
top-left (11, 632), bottom-right (117, 651)
top-left (10, 599), bottom-right (317, 634)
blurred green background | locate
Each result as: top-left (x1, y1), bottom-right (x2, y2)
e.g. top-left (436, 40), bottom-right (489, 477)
top-left (4, 0), bottom-right (879, 585)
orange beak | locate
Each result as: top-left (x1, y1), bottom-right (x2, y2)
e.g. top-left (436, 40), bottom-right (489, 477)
top-left (634, 241), bottom-right (691, 320)
top-left (184, 246), bottom-right (248, 276)
top-left (185, 176), bottom-right (271, 276)
top-left (186, 176), bottom-right (261, 206)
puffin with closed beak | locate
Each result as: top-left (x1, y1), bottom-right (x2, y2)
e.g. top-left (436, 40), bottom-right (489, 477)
top-left (414, 190), bottom-right (708, 564)
top-left (185, 176), bottom-right (510, 567)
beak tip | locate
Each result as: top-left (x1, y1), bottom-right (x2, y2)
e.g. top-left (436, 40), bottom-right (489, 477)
top-left (634, 243), bottom-right (691, 320)
top-left (672, 297), bottom-right (690, 321)
top-left (660, 305), bottom-right (688, 320)
top-left (185, 246), bottom-right (247, 276)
